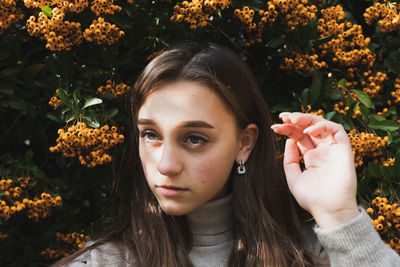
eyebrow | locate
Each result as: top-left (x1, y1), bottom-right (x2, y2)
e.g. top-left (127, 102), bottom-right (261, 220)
top-left (137, 119), bottom-right (215, 129)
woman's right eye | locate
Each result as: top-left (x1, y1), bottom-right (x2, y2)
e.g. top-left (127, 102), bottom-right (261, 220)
top-left (140, 131), bottom-right (159, 143)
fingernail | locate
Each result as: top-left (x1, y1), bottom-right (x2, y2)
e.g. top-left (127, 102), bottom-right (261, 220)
top-left (270, 124), bottom-right (280, 130)
top-left (303, 126), bottom-right (314, 133)
top-left (279, 112), bottom-right (290, 119)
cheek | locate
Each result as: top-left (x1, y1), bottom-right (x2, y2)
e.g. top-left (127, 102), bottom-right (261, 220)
top-left (139, 146), bottom-right (154, 183)
top-left (193, 149), bottom-right (235, 186)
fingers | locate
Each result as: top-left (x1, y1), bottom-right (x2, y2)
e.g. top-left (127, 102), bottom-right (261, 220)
top-left (277, 112), bottom-right (350, 145)
top-left (283, 139), bottom-right (302, 186)
top-left (271, 123), bottom-right (305, 141)
top-left (303, 120), bottom-right (350, 145)
top-left (271, 123), bottom-right (316, 155)
top-left (279, 112), bottom-right (325, 129)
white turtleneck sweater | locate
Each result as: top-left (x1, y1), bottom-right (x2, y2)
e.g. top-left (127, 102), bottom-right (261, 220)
top-left (64, 194), bottom-right (400, 266)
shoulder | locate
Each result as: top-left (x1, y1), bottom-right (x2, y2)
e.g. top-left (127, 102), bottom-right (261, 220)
top-left (61, 241), bottom-right (138, 267)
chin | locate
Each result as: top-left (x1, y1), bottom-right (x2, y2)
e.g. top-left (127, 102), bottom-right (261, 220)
top-left (159, 201), bottom-right (192, 216)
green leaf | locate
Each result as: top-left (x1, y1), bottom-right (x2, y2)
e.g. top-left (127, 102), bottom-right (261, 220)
top-left (351, 89), bottom-right (374, 109)
top-left (340, 115), bottom-right (354, 130)
top-left (384, 57), bottom-right (400, 74)
top-left (381, 166), bottom-right (393, 182)
top-left (300, 88), bottom-right (310, 107)
top-left (0, 68), bottom-right (21, 79)
top-left (82, 116), bottom-right (100, 128)
top-left (369, 120), bottom-right (399, 131)
top-left (348, 101), bottom-right (359, 118)
top-left (268, 38), bottom-right (284, 48)
top-left (337, 78), bottom-right (347, 90)
top-left (72, 99), bottom-right (80, 114)
top-left (107, 108), bottom-right (118, 118)
top-left (324, 111), bottom-right (337, 121)
top-left (387, 130), bottom-right (393, 145)
top-left (309, 73), bottom-right (322, 105)
top-left (42, 7), bottom-right (52, 18)
top-left (382, 184), bottom-right (391, 197)
top-left (0, 191), bottom-right (4, 197)
top-left (309, 34), bottom-right (333, 46)
top-left (368, 114), bottom-right (385, 123)
top-left (359, 105), bottom-right (370, 120)
top-left (73, 89), bottom-right (80, 103)
top-left (25, 150), bottom-right (33, 163)
top-left (367, 162), bottom-right (381, 178)
top-left (83, 98), bottom-right (102, 109)
top-left (393, 149), bottom-right (400, 176)
top-left (46, 113), bottom-right (63, 123)
top-left (57, 88), bottom-right (72, 109)
top-left (101, 92), bottom-right (117, 100)
top-left (327, 89), bottom-right (341, 100)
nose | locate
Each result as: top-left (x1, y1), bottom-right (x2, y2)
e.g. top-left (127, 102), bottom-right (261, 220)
top-left (157, 142), bottom-right (183, 176)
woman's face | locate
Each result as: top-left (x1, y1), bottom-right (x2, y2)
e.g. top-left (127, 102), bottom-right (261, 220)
top-left (137, 80), bottom-right (241, 216)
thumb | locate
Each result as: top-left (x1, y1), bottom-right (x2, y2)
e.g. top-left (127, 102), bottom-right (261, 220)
top-left (283, 139), bottom-right (302, 187)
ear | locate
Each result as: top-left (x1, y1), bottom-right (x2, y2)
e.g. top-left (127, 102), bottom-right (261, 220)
top-left (236, 123), bottom-right (259, 164)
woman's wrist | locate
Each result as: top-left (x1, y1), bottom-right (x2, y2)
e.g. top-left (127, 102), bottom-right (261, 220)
top-left (313, 206), bottom-right (361, 230)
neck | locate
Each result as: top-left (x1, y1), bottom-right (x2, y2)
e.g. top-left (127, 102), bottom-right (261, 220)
top-left (185, 194), bottom-right (233, 246)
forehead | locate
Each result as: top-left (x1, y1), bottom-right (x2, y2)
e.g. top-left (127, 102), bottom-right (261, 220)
top-left (138, 80), bottom-right (235, 127)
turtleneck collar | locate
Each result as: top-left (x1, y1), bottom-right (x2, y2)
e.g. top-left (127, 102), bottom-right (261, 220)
top-left (185, 194), bottom-right (234, 247)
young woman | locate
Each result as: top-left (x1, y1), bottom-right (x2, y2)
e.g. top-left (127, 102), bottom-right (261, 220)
top-left (55, 41), bottom-right (400, 266)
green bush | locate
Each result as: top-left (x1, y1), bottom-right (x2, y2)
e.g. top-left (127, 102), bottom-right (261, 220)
top-left (1, 0), bottom-right (399, 265)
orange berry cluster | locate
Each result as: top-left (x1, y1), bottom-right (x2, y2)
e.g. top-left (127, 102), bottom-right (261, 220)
top-left (281, 4), bottom-right (374, 75)
top-left (391, 78), bottom-right (400, 103)
top-left (26, 193), bottom-right (62, 222)
top-left (170, 0), bottom-right (231, 30)
top-left (233, 6), bottom-right (262, 45)
top-left (316, 5), bottom-right (374, 76)
top-left (377, 107), bottom-right (389, 118)
top-left (270, 0), bottom-right (317, 31)
top-left (23, 0), bottom-right (88, 13)
top-left (97, 80), bottom-right (132, 97)
top-left (146, 51), bottom-right (159, 61)
top-left (364, 2), bottom-right (400, 33)
top-left (57, 232), bottom-right (90, 249)
top-left (300, 104), bottom-right (324, 118)
top-left (333, 101), bottom-right (361, 119)
top-left (0, 177), bottom-right (27, 200)
top-left (0, 232), bottom-right (9, 241)
top-left (233, 1), bottom-right (317, 46)
top-left (0, 0), bottom-right (24, 35)
top-left (361, 72), bottom-right (388, 99)
top-left (367, 191), bottom-right (400, 253)
top-left (0, 177), bottom-right (62, 222)
top-left (41, 248), bottom-right (68, 260)
top-left (49, 89), bottom-right (62, 109)
top-left (331, 47), bottom-right (374, 68)
top-left (26, 8), bottom-right (83, 51)
top-left (348, 129), bottom-right (388, 168)
top-left (49, 122), bottom-right (124, 167)
top-left (90, 0), bottom-right (121, 16)
top-left (280, 53), bottom-right (327, 75)
top-left (376, 157), bottom-right (395, 166)
top-left (41, 232), bottom-right (90, 260)
top-left (83, 17), bottom-right (124, 45)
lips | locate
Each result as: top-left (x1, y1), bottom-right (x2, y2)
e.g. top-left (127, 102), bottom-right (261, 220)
top-left (159, 185), bottom-right (186, 190)
top-left (157, 185), bottom-right (188, 197)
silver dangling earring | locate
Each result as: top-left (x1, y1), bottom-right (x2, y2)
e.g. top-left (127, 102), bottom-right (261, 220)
top-left (237, 160), bottom-right (246, 175)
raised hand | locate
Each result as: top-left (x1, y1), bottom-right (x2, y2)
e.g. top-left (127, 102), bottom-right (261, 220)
top-left (271, 112), bottom-right (360, 229)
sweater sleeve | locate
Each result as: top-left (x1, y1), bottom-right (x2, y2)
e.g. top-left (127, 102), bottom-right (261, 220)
top-left (312, 206), bottom-right (400, 267)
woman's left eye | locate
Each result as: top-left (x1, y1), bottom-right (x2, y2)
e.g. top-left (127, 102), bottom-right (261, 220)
top-left (186, 135), bottom-right (207, 146)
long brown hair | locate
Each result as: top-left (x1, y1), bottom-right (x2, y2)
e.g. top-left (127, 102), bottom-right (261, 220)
top-left (54, 41), bottom-right (316, 266)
